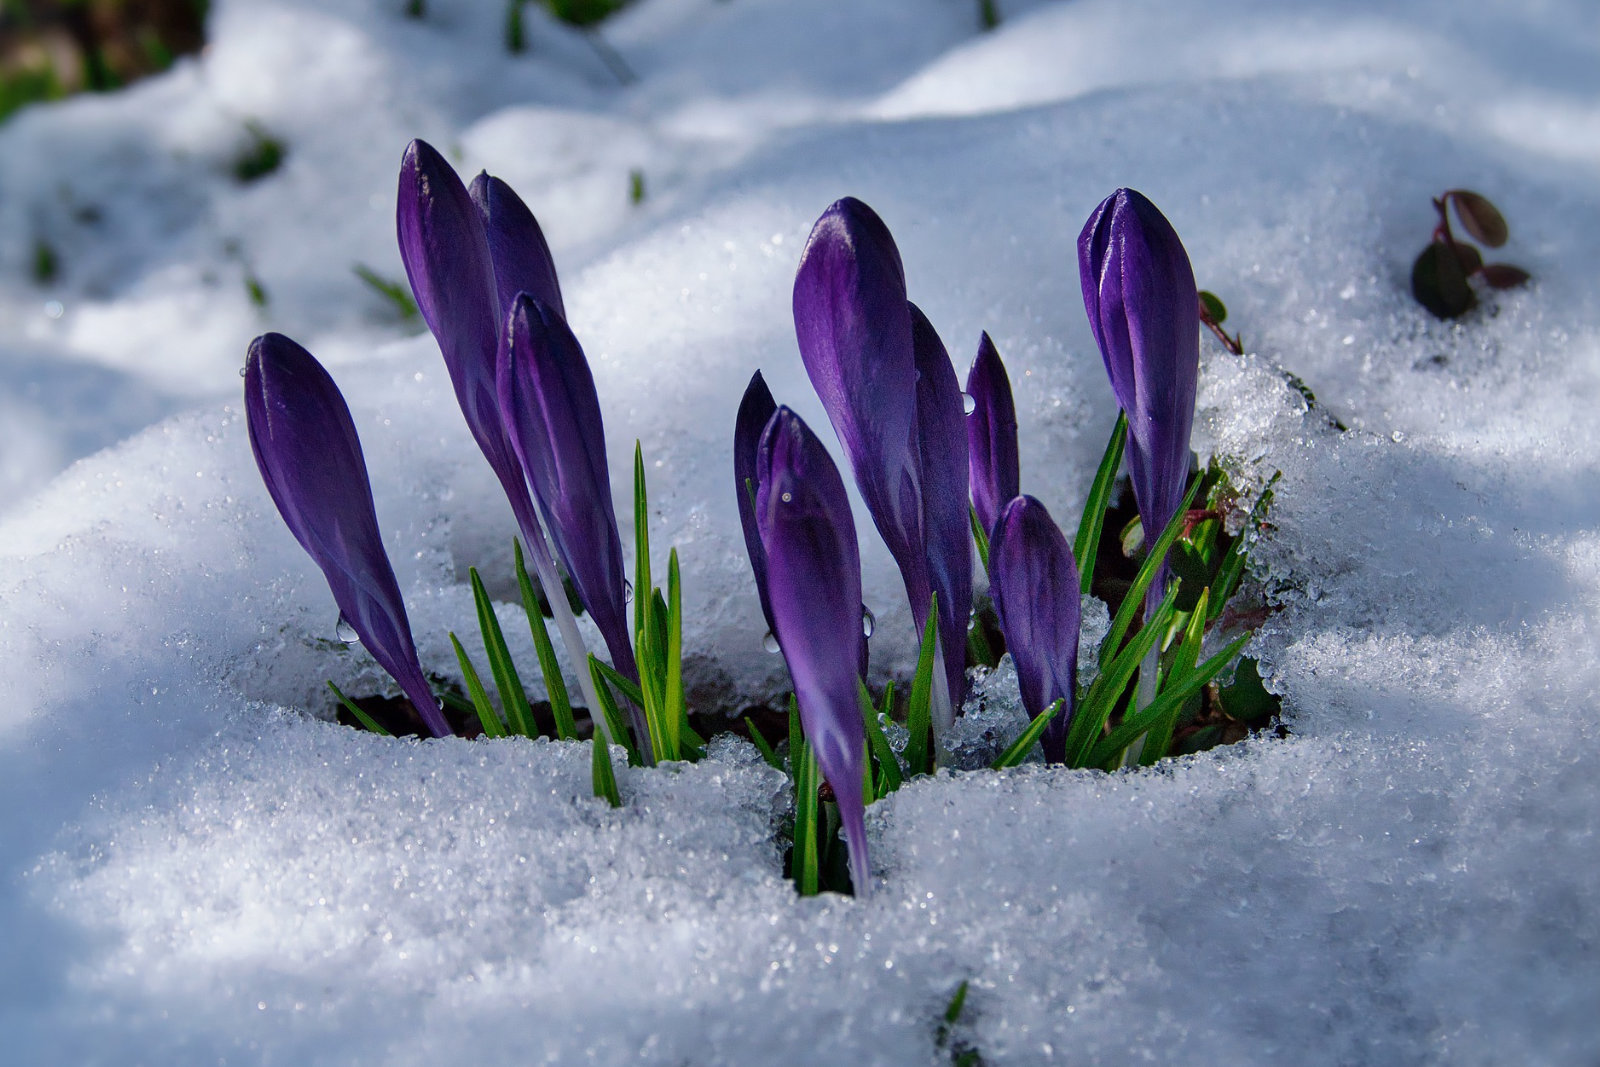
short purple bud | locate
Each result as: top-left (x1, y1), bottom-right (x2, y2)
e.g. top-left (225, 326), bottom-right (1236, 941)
top-left (965, 332), bottom-right (1020, 537)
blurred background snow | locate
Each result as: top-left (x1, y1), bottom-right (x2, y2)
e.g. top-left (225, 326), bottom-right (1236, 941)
top-left (1, 0), bottom-right (1598, 1062)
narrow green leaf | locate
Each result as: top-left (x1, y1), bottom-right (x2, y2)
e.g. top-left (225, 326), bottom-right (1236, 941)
top-left (439, 688), bottom-right (476, 718)
top-left (591, 657), bottom-right (646, 710)
top-left (1087, 632), bottom-right (1252, 766)
top-left (1139, 589), bottom-right (1209, 766)
top-left (879, 679), bottom-right (896, 719)
top-left (636, 611), bottom-right (670, 763)
top-left (1066, 585), bottom-right (1179, 767)
top-left (944, 980), bottom-right (971, 1025)
top-left (352, 263), bottom-right (419, 321)
top-left (794, 733), bottom-right (820, 896)
top-left (633, 441), bottom-right (651, 641)
top-left (591, 732), bottom-right (622, 807)
top-left (449, 633), bottom-right (505, 738)
top-left (787, 693), bottom-right (803, 778)
top-left (327, 680), bottom-right (392, 736)
top-left (587, 655), bottom-right (642, 766)
top-left (991, 699), bottom-right (1061, 769)
top-left (970, 505), bottom-right (991, 575)
top-left (665, 548), bottom-right (686, 759)
top-left (515, 538), bottom-right (576, 740)
top-left (1100, 477), bottom-right (1203, 670)
top-left (1208, 471), bottom-right (1279, 622)
top-left (470, 567), bottom-right (534, 736)
top-left (859, 679), bottom-right (903, 797)
top-left (904, 594), bottom-right (939, 777)
top-left (745, 717), bottom-right (784, 771)
top-left (1074, 411), bottom-right (1128, 593)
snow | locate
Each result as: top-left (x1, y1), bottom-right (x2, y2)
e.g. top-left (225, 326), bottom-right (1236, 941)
top-left (3, 0), bottom-right (1599, 1061)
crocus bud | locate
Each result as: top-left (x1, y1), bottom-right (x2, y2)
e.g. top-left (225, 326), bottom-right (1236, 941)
top-left (469, 172), bottom-right (565, 324)
top-left (396, 139), bottom-right (544, 544)
top-left (965, 332), bottom-right (1019, 537)
top-left (244, 333), bottom-right (451, 738)
top-left (793, 198), bottom-right (971, 714)
top-left (756, 407), bottom-right (871, 896)
top-left (988, 495), bottom-right (1081, 764)
top-left (733, 370), bottom-right (778, 640)
top-left (1078, 189), bottom-right (1199, 587)
top-left (498, 293), bottom-right (643, 739)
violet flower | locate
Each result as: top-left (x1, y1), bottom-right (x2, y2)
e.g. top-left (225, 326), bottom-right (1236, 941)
top-left (987, 495), bottom-right (1081, 764)
top-left (755, 406), bottom-right (871, 896)
top-left (1077, 188), bottom-right (1199, 589)
top-left (499, 293), bottom-right (644, 743)
top-left (965, 331), bottom-right (1020, 538)
top-left (733, 370), bottom-right (778, 640)
top-left (469, 171), bottom-right (565, 323)
top-left (244, 332), bottom-right (451, 739)
top-left (793, 197), bottom-right (971, 718)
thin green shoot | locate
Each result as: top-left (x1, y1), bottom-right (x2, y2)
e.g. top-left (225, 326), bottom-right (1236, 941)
top-left (352, 264), bottom-right (419, 321)
top-left (439, 688), bottom-right (476, 718)
top-left (1065, 584), bottom-right (1178, 767)
top-left (1099, 477), bottom-right (1203, 671)
top-left (592, 656), bottom-right (646, 709)
top-left (515, 539), bottom-right (577, 740)
top-left (588, 655), bottom-right (642, 766)
top-left (633, 441), bottom-right (651, 641)
top-left (327, 680), bottom-right (391, 736)
top-left (745, 717), bottom-right (783, 771)
top-left (790, 696), bottom-right (820, 895)
top-left (1073, 411), bottom-right (1128, 593)
top-left (450, 633), bottom-right (505, 738)
top-left (970, 506), bottom-right (991, 574)
top-left (470, 567), bottom-right (534, 736)
top-left (859, 679), bottom-right (903, 797)
top-left (1208, 471), bottom-right (1280, 621)
top-left (1138, 589), bottom-right (1210, 766)
top-left (1086, 631), bottom-right (1253, 766)
top-left (904, 594), bottom-right (940, 777)
top-left (591, 728), bottom-right (622, 808)
top-left (990, 699), bottom-right (1061, 769)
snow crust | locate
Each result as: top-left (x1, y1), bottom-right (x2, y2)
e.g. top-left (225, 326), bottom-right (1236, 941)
top-left (2, 0), bottom-right (1599, 1061)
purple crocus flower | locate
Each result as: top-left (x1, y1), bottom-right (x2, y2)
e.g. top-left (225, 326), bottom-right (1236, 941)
top-left (499, 293), bottom-right (644, 743)
top-left (1078, 188), bottom-right (1199, 588)
top-left (965, 332), bottom-right (1020, 538)
top-left (987, 495), bottom-right (1081, 764)
top-left (793, 197), bottom-right (971, 716)
top-left (733, 370), bottom-right (778, 639)
top-left (396, 139), bottom-right (546, 555)
top-left (244, 332), bottom-right (451, 739)
top-left (755, 406), bottom-right (871, 896)
top-left (469, 171), bottom-right (565, 324)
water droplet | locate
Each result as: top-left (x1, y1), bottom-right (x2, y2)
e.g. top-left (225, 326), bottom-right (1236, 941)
top-left (861, 606), bottom-right (875, 638)
top-left (238, 365), bottom-right (248, 378)
top-left (961, 392), bottom-right (977, 415)
top-left (1390, 430), bottom-right (1406, 443)
top-left (44, 300), bottom-right (64, 320)
top-left (762, 631), bottom-right (781, 654)
top-left (780, 491), bottom-right (793, 503)
top-left (623, 580), bottom-right (634, 603)
top-left (335, 614), bottom-right (360, 643)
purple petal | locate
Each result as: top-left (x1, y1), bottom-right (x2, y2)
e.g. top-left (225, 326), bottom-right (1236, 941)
top-left (1077, 188), bottom-right (1199, 568)
top-left (245, 333), bottom-right (450, 738)
top-left (469, 172), bottom-right (565, 323)
top-left (793, 197), bottom-right (922, 569)
top-left (965, 331), bottom-right (1020, 537)
top-left (498, 294), bottom-right (640, 715)
top-left (909, 302), bottom-right (973, 709)
top-left (396, 139), bottom-right (543, 543)
top-left (756, 407), bottom-right (870, 896)
top-left (733, 370), bottom-right (778, 639)
top-left (988, 495), bottom-right (1081, 764)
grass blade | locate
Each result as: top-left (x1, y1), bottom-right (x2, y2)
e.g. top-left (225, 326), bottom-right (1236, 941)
top-left (970, 505), bottom-right (991, 575)
top-left (587, 655), bottom-right (642, 766)
top-left (1099, 477), bottom-right (1203, 671)
top-left (470, 567), bottom-right (534, 736)
top-left (904, 594), bottom-right (939, 777)
top-left (327, 680), bottom-right (392, 736)
top-left (515, 539), bottom-right (577, 740)
top-left (1066, 585), bottom-right (1178, 767)
top-left (990, 699), bottom-right (1061, 769)
top-left (1073, 412), bottom-right (1128, 592)
top-left (1087, 631), bottom-right (1253, 766)
top-left (793, 730), bottom-right (820, 896)
top-left (1208, 471), bottom-right (1280, 622)
top-left (449, 633), bottom-right (505, 738)
top-left (633, 441), bottom-right (651, 641)
top-left (859, 679), bottom-right (903, 797)
top-left (592, 657), bottom-right (646, 709)
top-left (745, 717), bottom-right (783, 771)
top-left (1139, 590), bottom-right (1209, 765)
top-left (591, 732), bottom-right (622, 808)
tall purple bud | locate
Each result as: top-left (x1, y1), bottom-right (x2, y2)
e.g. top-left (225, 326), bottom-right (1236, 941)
top-left (469, 172), bottom-right (565, 324)
top-left (756, 407), bottom-right (872, 897)
top-left (733, 370), bottom-right (778, 640)
top-left (498, 294), bottom-right (643, 739)
top-left (1078, 188), bottom-right (1199, 591)
top-left (396, 139), bottom-right (544, 548)
top-left (793, 197), bottom-right (970, 713)
top-left (965, 332), bottom-right (1020, 537)
top-left (988, 496), bottom-right (1081, 764)
top-left (244, 333), bottom-right (451, 739)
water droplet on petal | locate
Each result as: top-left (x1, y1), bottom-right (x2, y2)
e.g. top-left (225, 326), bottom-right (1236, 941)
top-left (623, 579), bottom-right (634, 603)
top-left (780, 491), bottom-right (793, 503)
top-left (762, 631), bottom-right (781, 653)
top-left (861, 606), bottom-right (875, 638)
top-left (335, 614), bottom-right (360, 644)
top-left (961, 392), bottom-right (977, 415)
top-left (239, 366), bottom-right (248, 378)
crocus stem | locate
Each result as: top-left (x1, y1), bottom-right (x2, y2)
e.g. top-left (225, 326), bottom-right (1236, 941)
top-left (513, 495), bottom-right (616, 753)
top-left (1123, 586), bottom-right (1163, 766)
top-left (929, 640), bottom-right (955, 749)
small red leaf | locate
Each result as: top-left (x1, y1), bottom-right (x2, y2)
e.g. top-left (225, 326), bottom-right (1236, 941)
top-left (1447, 190), bottom-right (1509, 248)
top-left (1480, 263), bottom-right (1531, 289)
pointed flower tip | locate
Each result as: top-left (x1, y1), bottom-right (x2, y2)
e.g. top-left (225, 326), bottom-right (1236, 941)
top-left (734, 371), bottom-right (779, 636)
top-left (965, 331), bottom-right (1019, 537)
top-left (471, 172), bottom-right (565, 320)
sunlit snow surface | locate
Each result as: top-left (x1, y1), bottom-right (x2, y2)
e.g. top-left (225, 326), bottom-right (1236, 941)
top-left (2, 0), bottom-right (1599, 1062)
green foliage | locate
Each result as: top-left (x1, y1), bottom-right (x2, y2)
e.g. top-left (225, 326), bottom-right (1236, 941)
top-left (903, 596), bottom-right (939, 777)
top-left (233, 122), bottom-right (286, 183)
top-left (353, 264), bottom-right (420, 322)
top-left (543, 0), bottom-right (629, 28)
top-left (629, 168), bottom-right (645, 205)
top-left (1073, 411), bottom-right (1127, 591)
top-left (32, 239), bottom-right (59, 285)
